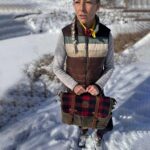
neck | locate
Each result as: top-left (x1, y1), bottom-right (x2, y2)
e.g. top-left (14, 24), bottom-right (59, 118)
top-left (85, 18), bottom-right (96, 28)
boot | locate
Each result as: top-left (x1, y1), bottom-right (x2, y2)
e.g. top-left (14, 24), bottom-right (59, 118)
top-left (93, 129), bottom-right (104, 148)
top-left (78, 128), bottom-right (89, 148)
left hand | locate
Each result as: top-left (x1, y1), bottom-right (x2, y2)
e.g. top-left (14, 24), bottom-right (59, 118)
top-left (86, 85), bottom-right (100, 96)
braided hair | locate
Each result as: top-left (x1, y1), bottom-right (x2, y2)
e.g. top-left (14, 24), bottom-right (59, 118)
top-left (71, 15), bottom-right (99, 54)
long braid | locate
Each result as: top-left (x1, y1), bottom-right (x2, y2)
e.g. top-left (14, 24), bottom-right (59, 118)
top-left (71, 15), bottom-right (78, 54)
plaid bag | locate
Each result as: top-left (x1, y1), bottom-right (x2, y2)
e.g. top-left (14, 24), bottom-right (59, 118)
top-left (59, 92), bottom-right (116, 129)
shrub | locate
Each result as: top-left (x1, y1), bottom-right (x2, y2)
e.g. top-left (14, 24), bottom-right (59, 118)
top-left (114, 30), bottom-right (149, 53)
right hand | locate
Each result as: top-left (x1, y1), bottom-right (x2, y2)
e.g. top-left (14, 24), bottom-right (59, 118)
top-left (73, 84), bottom-right (86, 95)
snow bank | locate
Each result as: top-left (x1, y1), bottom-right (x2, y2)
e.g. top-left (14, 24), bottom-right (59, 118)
top-left (0, 32), bottom-right (59, 97)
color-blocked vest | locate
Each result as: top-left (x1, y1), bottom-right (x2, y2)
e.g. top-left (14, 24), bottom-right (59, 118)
top-left (62, 17), bottom-right (110, 88)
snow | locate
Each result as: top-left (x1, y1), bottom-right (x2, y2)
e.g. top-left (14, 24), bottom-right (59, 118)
top-left (134, 33), bottom-right (150, 63)
top-left (0, 32), bottom-right (59, 97)
top-left (0, 1), bottom-right (150, 150)
top-left (0, 30), bottom-right (150, 150)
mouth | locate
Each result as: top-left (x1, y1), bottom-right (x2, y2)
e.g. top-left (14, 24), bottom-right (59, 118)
top-left (79, 15), bottom-right (87, 19)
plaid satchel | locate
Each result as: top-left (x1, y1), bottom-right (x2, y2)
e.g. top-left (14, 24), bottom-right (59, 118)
top-left (59, 91), bottom-right (117, 129)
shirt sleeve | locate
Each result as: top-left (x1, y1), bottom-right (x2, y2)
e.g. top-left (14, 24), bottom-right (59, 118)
top-left (95, 32), bottom-right (115, 89)
top-left (52, 30), bottom-right (78, 91)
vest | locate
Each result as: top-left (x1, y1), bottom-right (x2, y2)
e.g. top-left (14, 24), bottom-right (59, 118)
top-left (62, 15), bottom-right (110, 89)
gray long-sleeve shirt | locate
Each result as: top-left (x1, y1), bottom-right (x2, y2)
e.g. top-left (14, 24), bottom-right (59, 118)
top-left (53, 30), bottom-right (115, 91)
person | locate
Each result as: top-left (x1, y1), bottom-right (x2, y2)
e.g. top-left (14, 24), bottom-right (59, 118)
top-left (53, 0), bottom-right (114, 148)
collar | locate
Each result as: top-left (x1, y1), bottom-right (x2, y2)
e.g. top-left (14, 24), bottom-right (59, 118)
top-left (76, 15), bottom-right (99, 38)
top-left (79, 19), bottom-right (96, 38)
top-left (71, 15), bottom-right (100, 54)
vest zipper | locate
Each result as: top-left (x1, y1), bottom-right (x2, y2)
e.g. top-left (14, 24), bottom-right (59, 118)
top-left (85, 36), bottom-right (89, 87)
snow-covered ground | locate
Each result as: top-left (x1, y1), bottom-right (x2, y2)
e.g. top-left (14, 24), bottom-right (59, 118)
top-left (0, 27), bottom-right (150, 150)
top-left (0, 1), bottom-right (150, 150)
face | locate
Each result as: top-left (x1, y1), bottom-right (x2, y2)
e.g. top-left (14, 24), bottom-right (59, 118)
top-left (73, 0), bottom-right (100, 27)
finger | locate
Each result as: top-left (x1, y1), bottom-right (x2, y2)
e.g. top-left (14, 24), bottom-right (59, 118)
top-left (77, 86), bottom-right (84, 92)
top-left (88, 88), bottom-right (95, 93)
top-left (86, 87), bottom-right (94, 93)
top-left (76, 89), bottom-right (81, 95)
top-left (86, 85), bottom-right (92, 91)
top-left (89, 86), bottom-right (99, 94)
top-left (89, 89), bottom-right (98, 96)
top-left (91, 92), bottom-right (97, 96)
top-left (93, 85), bottom-right (99, 92)
top-left (81, 87), bottom-right (86, 92)
top-left (77, 88), bottom-right (85, 95)
top-left (80, 89), bottom-right (86, 94)
top-left (93, 90), bottom-right (99, 96)
top-left (76, 88), bottom-right (81, 94)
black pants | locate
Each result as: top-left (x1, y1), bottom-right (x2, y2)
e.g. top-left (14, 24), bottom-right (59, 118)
top-left (96, 117), bottom-right (113, 137)
top-left (104, 117), bottom-right (113, 131)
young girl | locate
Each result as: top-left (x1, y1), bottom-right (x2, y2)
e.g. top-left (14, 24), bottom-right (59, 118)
top-left (53, 0), bottom-right (114, 148)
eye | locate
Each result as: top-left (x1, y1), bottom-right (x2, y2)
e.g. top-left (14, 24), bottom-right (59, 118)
top-left (86, 1), bottom-right (92, 4)
top-left (86, 0), bottom-right (96, 4)
top-left (74, 0), bottom-right (80, 3)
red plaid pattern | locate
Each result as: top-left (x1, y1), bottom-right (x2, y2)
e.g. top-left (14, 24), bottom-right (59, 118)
top-left (61, 92), bottom-right (112, 118)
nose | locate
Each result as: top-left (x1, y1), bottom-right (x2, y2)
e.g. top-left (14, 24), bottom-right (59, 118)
top-left (80, 2), bottom-right (86, 12)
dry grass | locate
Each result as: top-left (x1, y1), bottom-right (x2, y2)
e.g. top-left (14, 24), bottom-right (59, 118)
top-left (24, 54), bottom-right (54, 81)
top-left (114, 30), bottom-right (149, 53)
top-left (23, 54), bottom-right (55, 97)
top-left (34, 54), bottom-right (55, 80)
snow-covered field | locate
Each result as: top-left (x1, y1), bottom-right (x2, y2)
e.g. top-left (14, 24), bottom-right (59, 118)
top-left (0, 0), bottom-right (150, 150)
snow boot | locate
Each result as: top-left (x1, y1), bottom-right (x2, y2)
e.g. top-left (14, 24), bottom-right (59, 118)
top-left (78, 128), bottom-right (89, 148)
top-left (92, 129), bottom-right (104, 149)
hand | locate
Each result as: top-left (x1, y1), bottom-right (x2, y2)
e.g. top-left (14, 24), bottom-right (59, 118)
top-left (86, 85), bottom-right (100, 96)
top-left (73, 84), bottom-right (86, 95)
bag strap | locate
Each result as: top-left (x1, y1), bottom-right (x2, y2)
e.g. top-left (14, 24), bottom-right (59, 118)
top-left (69, 93), bottom-right (77, 124)
top-left (91, 95), bottom-right (101, 128)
